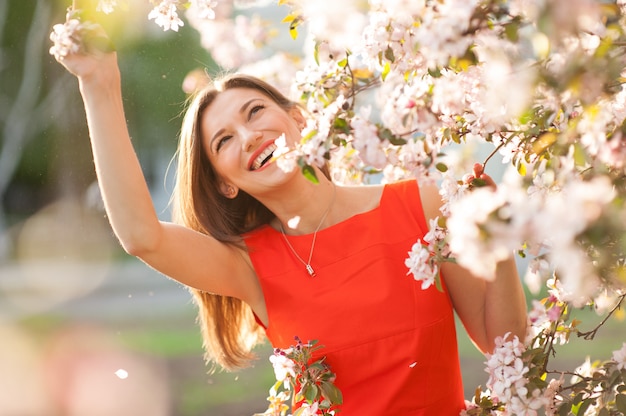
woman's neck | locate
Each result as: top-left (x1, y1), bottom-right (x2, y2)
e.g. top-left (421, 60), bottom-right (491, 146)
top-left (266, 178), bottom-right (337, 235)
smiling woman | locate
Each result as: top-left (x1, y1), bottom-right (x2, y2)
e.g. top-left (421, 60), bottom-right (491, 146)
top-left (52, 17), bottom-right (527, 415)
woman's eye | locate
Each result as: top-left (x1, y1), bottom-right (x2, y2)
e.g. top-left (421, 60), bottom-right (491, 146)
top-left (216, 135), bottom-right (232, 151)
top-left (249, 104), bottom-right (265, 119)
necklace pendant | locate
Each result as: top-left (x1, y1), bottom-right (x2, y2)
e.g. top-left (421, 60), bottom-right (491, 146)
top-left (305, 264), bottom-right (316, 277)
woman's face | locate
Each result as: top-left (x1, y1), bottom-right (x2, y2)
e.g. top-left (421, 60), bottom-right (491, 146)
top-left (201, 87), bottom-right (304, 197)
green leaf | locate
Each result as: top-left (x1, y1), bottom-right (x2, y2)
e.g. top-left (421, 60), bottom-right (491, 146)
top-left (435, 162), bottom-right (448, 173)
top-left (381, 61), bottom-right (391, 81)
top-left (379, 127), bottom-right (407, 146)
top-left (289, 26), bottom-right (298, 40)
top-left (616, 394), bottom-right (626, 413)
top-left (318, 398), bottom-right (332, 409)
top-left (302, 383), bottom-right (319, 403)
top-left (384, 46), bottom-right (395, 63)
top-left (434, 272), bottom-right (443, 292)
top-left (532, 132), bottom-right (557, 155)
top-left (287, 17), bottom-right (301, 40)
top-left (333, 117), bottom-right (350, 134)
top-left (320, 381), bottom-right (343, 404)
top-left (272, 380), bottom-right (284, 392)
top-left (505, 23), bottom-right (519, 42)
top-left (428, 67), bottom-right (441, 78)
top-left (558, 403), bottom-right (571, 416)
top-left (572, 143), bottom-right (587, 167)
top-left (314, 42), bottom-right (320, 65)
top-left (470, 178), bottom-right (487, 188)
top-left (308, 362), bottom-right (326, 372)
top-left (577, 399), bottom-right (592, 415)
top-left (301, 164), bottom-right (319, 184)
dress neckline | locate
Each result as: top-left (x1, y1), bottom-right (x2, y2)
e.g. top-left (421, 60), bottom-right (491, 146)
top-left (262, 183), bottom-right (390, 238)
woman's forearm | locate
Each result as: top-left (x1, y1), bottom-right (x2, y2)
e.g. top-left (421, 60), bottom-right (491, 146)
top-left (77, 58), bottom-right (161, 255)
top-left (484, 256), bottom-right (528, 349)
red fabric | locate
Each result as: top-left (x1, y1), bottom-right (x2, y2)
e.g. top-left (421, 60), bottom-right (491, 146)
top-left (244, 180), bottom-right (466, 415)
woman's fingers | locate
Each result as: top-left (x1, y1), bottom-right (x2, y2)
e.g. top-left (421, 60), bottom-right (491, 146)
top-left (463, 163), bottom-right (497, 190)
top-left (51, 22), bottom-right (117, 80)
top-left (472, 163), bottom-right (484, 178)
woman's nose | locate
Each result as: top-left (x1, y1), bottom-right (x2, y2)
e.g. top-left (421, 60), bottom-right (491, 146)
top-left (241, 128), bottom-right (263, 152)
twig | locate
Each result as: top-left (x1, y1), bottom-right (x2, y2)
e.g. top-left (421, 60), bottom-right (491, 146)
top-left (577, 293), bottom-right (625, 340)
top-left (539, 306), bottom-right (567, 375)
top-left (482, 141), bottom-right (505, 167)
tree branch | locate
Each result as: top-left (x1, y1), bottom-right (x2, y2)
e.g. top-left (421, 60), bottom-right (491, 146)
top-left (577, 293), bottom-right (626, 340)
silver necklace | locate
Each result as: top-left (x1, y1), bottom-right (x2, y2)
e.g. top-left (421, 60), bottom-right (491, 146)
top-left (279, 184), bottom-right (337, 277)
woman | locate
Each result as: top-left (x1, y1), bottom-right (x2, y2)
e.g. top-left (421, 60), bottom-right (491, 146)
top-left (54, 32), bottom-right (527, 415)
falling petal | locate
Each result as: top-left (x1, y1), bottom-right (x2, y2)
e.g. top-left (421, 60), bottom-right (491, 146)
top-left (287, 216), bottom-right (301, 229)
top-left (115, 369), bottom-right (129, 379)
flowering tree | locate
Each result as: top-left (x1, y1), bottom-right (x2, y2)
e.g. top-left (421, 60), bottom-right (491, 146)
top-left (51, 0), bottom-right (626, 414)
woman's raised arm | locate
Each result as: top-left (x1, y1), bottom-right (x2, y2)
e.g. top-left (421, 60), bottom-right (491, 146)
top-left (69, 50), bottom-right (158, 255)
top-left (55, 41), bottom-right (261, 306)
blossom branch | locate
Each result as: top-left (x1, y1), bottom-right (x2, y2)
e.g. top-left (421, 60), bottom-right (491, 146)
top-left (481, 141), bottom-right (505, 168)
top-left (576, 293), bottom-right (626, 341)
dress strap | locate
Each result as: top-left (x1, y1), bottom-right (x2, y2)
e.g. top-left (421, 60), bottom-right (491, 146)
top-left (380, 179), bottom-right (429, 236)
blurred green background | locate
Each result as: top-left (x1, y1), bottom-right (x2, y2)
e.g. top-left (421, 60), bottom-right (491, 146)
top-left (1, 1), bottom-right (624, 415)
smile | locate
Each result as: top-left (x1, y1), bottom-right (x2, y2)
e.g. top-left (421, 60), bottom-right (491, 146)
top-left (250, 143), bottom-right (277, 171)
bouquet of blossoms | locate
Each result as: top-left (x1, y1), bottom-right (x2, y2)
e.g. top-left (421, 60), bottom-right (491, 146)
top-left (255, 337), bottom-right (343, 416)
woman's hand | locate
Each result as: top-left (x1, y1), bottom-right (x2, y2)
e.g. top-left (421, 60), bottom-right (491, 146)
top-left (51, 21), bottom-right (119, 86)
top-left (462, 162), bottom-right (497, 189)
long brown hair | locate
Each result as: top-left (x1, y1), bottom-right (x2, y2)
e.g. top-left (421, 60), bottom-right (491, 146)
top-left (172, 73), bottom-right (327, 371)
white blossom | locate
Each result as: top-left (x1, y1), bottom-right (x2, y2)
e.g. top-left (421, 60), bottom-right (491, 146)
top-left (351, 106), bottom-right (387, 169)
top-left (485, 333), bottom-right (548, 414)
top-left (190, 0), bottom-right (218, 20)
top-left (49, 18), bottom-right (82, 60)
top-left (96, 0), bottom-right (118, 14)
top-left (269, 351), bottom-right (296, 389)
top-left (404, 240), bottom-right (438, 290)
top-left (297, 401), bottom-right (319, 416)
top-left (148, 0), bottom-right (184, 32)
top-left (447, 185), bottom-right (520, 280)
top-left (273, 134), bottom-right (297, 173)
top-left (296, 0), bottom-right (367, 53)
top-left (612, 342), bottom-right (626, 371)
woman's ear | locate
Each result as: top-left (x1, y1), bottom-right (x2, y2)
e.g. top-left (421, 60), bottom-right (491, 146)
top-left (289, 107), bottom-right (306, 130)
top-left (220, 182), bottom-right (239, 199)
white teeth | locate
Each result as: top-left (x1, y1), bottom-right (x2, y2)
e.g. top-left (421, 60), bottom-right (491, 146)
top-left (251, 143), bottom-right (277, 170)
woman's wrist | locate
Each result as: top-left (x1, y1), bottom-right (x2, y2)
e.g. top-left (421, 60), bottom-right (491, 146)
top-left (78, 70), bottom-right (122, 106)
top-left (76, 52), bottom-right (121, 92)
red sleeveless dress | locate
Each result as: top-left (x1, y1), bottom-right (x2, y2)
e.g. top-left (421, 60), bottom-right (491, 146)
top-left (244, 180), bottom-right (465, 415)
